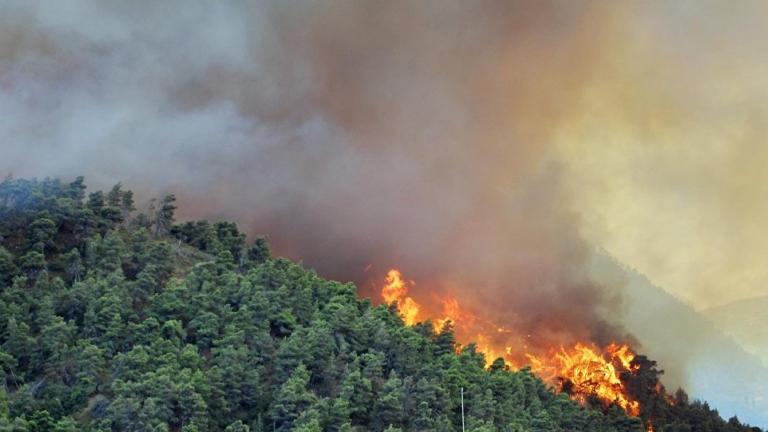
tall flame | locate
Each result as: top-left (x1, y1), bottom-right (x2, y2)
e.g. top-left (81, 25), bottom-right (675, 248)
top-left (381, 269), bottom-right (421, 326)
top-left (379, 268), bottom-right (643, 417)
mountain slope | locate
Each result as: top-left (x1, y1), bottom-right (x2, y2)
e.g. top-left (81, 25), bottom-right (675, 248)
top-left (0, 177), bottom-right (762, 431)
top-left (589, 254), bottom-right (768, 428)
top-left (0, 177), bottom-right (646, 431)
top-left (703, 296), bottom-right (768, 367)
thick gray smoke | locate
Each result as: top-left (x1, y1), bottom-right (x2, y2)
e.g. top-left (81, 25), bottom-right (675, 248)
top-left (0, 0), bottom-right (630, 349)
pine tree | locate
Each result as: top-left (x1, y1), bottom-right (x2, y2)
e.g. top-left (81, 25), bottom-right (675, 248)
top-left (269, 364), bottom-right (317, 432)
top-left (153, 194), bottom-right (177, 237)
top-left (373, 370), bottom-right (405, 429)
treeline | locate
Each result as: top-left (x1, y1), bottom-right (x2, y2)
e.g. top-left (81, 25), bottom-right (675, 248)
top-left (0, 177), bottom-right (761, 432)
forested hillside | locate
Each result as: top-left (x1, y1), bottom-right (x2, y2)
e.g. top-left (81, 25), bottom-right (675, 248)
top-left (0, 177), bottom-right (761, 432)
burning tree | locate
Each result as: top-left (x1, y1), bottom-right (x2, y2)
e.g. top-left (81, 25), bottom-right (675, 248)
top-left (378, 267), bottom-right (762, 432)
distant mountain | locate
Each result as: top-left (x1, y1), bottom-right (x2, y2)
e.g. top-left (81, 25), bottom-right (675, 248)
top-left (703, 296), bottom-right (768, 367)
top-left (589, 253), bottom-right (768, 428)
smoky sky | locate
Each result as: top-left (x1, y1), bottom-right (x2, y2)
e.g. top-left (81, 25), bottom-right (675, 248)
top-left (0, 0), bottom-right (633, 348)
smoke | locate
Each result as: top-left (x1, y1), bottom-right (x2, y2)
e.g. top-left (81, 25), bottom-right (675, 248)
top-left (2, 0), bottom-right (768, 410)
top-left (0, 0), bottom-right (634, 348)
top-left (553, 0), bottom-right (768, 311)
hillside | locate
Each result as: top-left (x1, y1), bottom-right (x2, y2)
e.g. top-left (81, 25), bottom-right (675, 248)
top-left (0, 177), bottom-right (762, 432)
top-left (589, 255), bottom-right (768, 427)
top-left (703, 297), bottom-right (768, 368)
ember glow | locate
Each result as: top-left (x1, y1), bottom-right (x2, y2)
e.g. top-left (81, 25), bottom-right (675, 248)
top-left (381, 268), bottom-right (643, 417)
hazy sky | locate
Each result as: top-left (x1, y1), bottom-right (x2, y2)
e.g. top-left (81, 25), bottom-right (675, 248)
top-left (552, 1), bottom-right (768, 309)
top-left (2, 0), bottom-right (767, 312)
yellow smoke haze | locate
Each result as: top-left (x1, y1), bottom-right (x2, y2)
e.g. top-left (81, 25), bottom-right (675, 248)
top-left (551, 0), bottom-right (768, 309)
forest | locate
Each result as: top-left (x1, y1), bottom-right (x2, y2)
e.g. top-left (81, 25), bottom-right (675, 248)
top-left (0, 176), bottom-right (761, 432)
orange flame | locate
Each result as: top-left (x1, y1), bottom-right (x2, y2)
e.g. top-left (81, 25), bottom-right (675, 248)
top-left (379, 268), bottom-right (643, 417)
top-left (433, 297), bottom-right (460, 331)
top-left (381, 269), bottom-right (421, 326)
top-left (526, 343), bottom-right (640, 416)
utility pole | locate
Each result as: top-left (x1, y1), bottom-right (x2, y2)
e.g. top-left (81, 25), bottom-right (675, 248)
top-left (461, 387), bottom-right (465, 432)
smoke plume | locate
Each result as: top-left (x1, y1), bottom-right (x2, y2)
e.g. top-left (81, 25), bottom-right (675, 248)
top-left (0, 0), bottom-right (635, 348)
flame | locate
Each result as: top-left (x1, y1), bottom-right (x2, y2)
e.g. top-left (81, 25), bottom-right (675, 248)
top-left (526, 343), bottom-right (640, 416)
top-left (607, 342), bottom-right (637, 371)
top-left (433, 297), bottom-right (461, 331)
top-left (379, 268), bottom-right (644, 417)
top-left (381, 269), bottom-right (421, 326)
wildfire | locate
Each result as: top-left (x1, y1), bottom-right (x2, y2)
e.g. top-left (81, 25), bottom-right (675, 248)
top-left (379, 268), bottom-right (643, 417)
top-left (526, 343), bottom-right (640, 416)
top-left (381, 269), bottom-right (421, 326)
